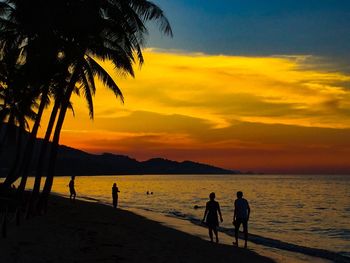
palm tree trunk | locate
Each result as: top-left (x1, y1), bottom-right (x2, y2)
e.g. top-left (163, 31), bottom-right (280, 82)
top-left (33, 98), bottom-right (60, 194)
top-left (39, 92), bottom-right (72, 212)
top-left (26, 99), bottom-right (60, 217)
top-left (2, 114), bottom-right (17, 188)
top-left (6, 127), bottom-right (23, 184)
top-left (15, 88), bottom-right (49, 194)
top-left (39, 68), bottom-right (80, 212)
top-left (0, 108), bottom-right (9, 169)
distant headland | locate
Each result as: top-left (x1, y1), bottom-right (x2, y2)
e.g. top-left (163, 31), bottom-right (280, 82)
top-left (0, 135), bottom-right (239, 176)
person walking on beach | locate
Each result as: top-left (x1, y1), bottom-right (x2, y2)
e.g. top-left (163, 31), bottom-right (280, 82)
top-left (202, 192), bottom-right (223, 243)
top-left (233, 191), bottom-right (250, 248)
top-left (69, 176), bottom-right (76, 202)
top-left (112, 183), bottom-right (120, 209)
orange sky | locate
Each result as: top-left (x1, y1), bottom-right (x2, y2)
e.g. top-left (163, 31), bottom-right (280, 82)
top-left (38, 49), bottom-right (350, 174)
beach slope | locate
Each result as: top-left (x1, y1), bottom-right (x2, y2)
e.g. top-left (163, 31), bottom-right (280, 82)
top-left (1, 195), bottom-right (273, 263)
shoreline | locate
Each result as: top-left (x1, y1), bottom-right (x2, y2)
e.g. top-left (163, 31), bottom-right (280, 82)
top-left (127, 207), bottom-right (332, 263)
top-left (1, 194), bottom-right (274, 263)
top-left (68, 193), bottom-right (340, 263)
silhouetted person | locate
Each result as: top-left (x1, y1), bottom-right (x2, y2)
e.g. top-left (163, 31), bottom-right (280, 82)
top-left (202, 192), bottom-right (223, 243)
top-left (233, 191), bottom-right (250, 248)
top-left (112, 183), bottom-right (120, 208)
top-left (69, 176), bottom-right (76, 202)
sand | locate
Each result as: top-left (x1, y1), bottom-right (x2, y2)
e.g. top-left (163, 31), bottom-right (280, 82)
top-left (1, 195), bottom-right (274, 263)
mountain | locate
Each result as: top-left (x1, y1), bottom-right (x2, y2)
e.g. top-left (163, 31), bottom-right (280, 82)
top-left (0, 131), bottom-right (238, 176)
top-left (55, 149), bottom-right (236, 175)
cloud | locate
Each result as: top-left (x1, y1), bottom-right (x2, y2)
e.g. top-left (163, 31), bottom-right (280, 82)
top-left (89, 50), bottom-right (350, 129)
top-left (38, 49), bottom-right (350, 173)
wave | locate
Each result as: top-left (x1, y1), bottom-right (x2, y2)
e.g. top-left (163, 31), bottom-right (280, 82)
top-left (166, 210), bottom-right (350, 263)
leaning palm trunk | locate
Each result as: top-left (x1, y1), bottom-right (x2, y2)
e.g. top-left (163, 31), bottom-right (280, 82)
top-left (14, 88), bottom-right (49, 194)
top-left (38, 69), bottom-right (80, 212)
top-left (1, 114), bottom-right (17, 188)
top-left (38, 95), bottom-right (71, 212)
top-left (6, 126), bottom-right (24, 184)
top-left (0, 117), bottom-right (11, 171)
top-left (33, 99), bottom-right (60, 194)
top-left (26, 99), bottom-right (60, 217)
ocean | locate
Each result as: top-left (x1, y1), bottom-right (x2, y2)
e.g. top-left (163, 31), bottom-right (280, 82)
top-left (24, 174), bottom-right (350, 262)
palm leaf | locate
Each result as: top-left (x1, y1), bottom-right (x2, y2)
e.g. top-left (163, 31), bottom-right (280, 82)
top-left (86, 55), bottom-right (124, 103)
top-left (79, 67), bottom-right (94, 119)
top-left (127, 0), bottom-right (173, 37)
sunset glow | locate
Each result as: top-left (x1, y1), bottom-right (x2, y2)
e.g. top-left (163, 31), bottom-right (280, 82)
top-left (37, 50), bottom-right (350, 174)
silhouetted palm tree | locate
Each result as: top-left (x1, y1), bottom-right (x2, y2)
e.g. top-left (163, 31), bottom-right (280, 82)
top-left (0, 0), bottom-right (68, 191)
top-left (0, 46), bottom-right (38, 186)
top-left (37, 0), bottom-right (172, 211)
top-left (0, 0), bottom-right (172, 210)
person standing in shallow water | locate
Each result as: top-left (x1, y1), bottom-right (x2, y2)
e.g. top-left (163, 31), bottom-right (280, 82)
top-left (233, 191), bottom-right (250, 248)
top-left (202, 192), bottom-right (223, 243)
top-left (112, 183), bottom-right (120, 208)
top-left (69, 176), bottom-right (76, 202)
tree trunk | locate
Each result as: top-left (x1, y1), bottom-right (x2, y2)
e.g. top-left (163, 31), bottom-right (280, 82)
top-left (38, 68), bottom-right (80, 212)
top-left (2, 114), bottom-right (18, 188)
top-left (26, 99), bottom-right (60, 217)
top-left (33, 99), bottom-right (60, 194)
top-left (6, 127), bottom-right (23, 185)
top-left (38, 93), bottom-right (72, 213)
top-left (0, 103), bottom-right (11, 147)
top-left (16, 88), bottom-right (49, 195)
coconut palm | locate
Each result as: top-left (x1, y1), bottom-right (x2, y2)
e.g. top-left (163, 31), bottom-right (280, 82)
top-left (36, 0), bottom-right (172, 211)
top-left (0, 0), bottom-right (172, 209)
top-left (0, 45), bottom-right (38, 186)
top-left (0, 86), bottom-right (37, 183)
top-left (0, 0), bottom-right (66, 191)
top-left (27, 73), bottom-right (92, 216)
top-left (0, 0), bottom-right (84, 192)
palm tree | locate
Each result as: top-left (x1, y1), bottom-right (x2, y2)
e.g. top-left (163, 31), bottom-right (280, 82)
top-left (0, 51), bottom-right (62, 190)
top-left (0, 0), bottom-right (59, 189)
top-left (0, 82), bottom-right (37, 176)
top-left (36, 0), bottom-right (172, 211)
top-left (0, 0), bottom-right (172, 210)
top-left (27, 72), bottom-right (92, 216)
top-left (0, 45), bottom-right (38, 187)
top-left (0, 0), bottom-right (77, 191)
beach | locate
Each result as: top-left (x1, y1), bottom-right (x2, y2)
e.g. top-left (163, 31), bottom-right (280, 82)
top-left (1, 194), bottom-right (273, 263)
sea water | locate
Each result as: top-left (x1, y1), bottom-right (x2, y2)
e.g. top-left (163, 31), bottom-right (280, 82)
top-left (24, 174), bottom-right (350, 262)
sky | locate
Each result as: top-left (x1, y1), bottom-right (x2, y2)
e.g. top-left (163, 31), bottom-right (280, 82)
top-left (39, 1), bottom-right (350, 174)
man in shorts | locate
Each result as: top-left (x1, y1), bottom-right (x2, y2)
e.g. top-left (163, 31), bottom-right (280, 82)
top-left (233, 191), bottom-right (250, 248)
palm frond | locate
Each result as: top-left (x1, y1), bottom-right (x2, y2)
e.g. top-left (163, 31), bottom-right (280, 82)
top-left (127, 0), bottom-right (173, 37)
top-left (81, 57), bottom-right (96, 94)
top-left (67, 101), bottom-right (75, 117)
top-left (86, 55), bottom-right (124, 103)
top-left (87, 43), bottom-right (135, 77)
top-left (79, 67), bottom-right (94, 119)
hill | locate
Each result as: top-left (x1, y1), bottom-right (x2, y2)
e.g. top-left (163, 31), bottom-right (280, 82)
top-left (0, 131), bottom-right (238, 176)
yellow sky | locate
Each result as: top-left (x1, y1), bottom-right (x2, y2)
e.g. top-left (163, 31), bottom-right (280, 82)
top-left (38, 49), bottom-right (350, 173)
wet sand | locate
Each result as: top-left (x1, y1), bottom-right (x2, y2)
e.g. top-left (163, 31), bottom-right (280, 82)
top-left (129, 208), bottom-right (332, 263)
top-left (1, 195), bottom-right (274, 263)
